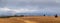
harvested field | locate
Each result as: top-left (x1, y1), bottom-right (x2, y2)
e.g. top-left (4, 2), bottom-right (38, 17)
top-left (0, 16), bottom-right (60, 23)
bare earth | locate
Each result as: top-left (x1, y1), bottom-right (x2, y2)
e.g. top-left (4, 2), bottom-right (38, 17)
top-left (0, 16), bottom-right (60, 23)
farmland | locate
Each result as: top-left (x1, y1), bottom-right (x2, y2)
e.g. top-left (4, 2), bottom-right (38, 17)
top-left (0, 16), bottom-right (60, 23)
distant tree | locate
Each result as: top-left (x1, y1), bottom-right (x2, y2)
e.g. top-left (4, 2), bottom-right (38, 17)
top-left (55, 14), bottom-right (58, 18)
top-left (20, 15), bottom-right (24, 17)
top-left (14, 15), bottom-right (24, 17)
top-left (14, 15), bottom-right (19, 17)
top-left (0, 16), bottom-right (10, 18)
top-left (43, 14), bottom-right (45, 16)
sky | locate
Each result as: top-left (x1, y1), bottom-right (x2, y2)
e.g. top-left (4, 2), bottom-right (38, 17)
top-left (0, 0), bottom-right (60, 16)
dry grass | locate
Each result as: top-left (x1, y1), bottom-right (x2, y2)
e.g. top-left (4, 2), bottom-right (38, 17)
top-left (0, 16), bottom-right (60, 23)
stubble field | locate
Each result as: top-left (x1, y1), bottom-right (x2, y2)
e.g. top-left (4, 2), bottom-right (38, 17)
top-left (0, 16), bottom-right (60, 23)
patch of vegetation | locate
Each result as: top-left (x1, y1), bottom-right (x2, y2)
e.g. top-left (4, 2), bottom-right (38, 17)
top-left (43, 14), bottom-right (45, 16)
top-left (19, 15), bottom-right (24, 17)
top-left (0, 16), bottom-right (10, 18)
top-left (0, 15), bottom-right (24, 18)
top-left (54, 14), bottom-right (58, 18)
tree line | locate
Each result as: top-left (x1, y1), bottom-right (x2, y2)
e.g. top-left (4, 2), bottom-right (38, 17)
top-left (0, 15), bottom-right (24, 18)
top-left (0, 14), bottom-right (58, 18)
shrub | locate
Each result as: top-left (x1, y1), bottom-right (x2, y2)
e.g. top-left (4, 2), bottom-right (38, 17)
top-left (20, 15), bottom-right (24, 17)
top-left (55, 14), bottom-right (58, 18)
top-left (43, 14), bottom-right (45, 16)
top-left (0, 16), bottom-right (10, 18)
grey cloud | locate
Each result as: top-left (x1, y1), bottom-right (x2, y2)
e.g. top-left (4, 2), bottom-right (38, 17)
top-left (0, 0), bottom-right (60, 15)
top-left (0, 0), bottom-right (57, 8)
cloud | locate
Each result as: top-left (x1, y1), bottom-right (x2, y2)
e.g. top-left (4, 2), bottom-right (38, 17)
top-left (56, 0), bottom-right (60, 3)
top-left (0, 0), bottom-right (60, 15)
top-left (0, 7), bottom-right (39, 13)
top-left (0, 0), bottom-right (57, 8)
top-left (0, 7), bottom-right (10, 11)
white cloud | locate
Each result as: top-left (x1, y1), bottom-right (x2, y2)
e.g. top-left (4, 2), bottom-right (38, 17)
top-left (0, 7), bottom-right (11, 11)
top-left (0, 7), bottom-right (39, 13)
top-left (12, 8), bottom-right (38, 13)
